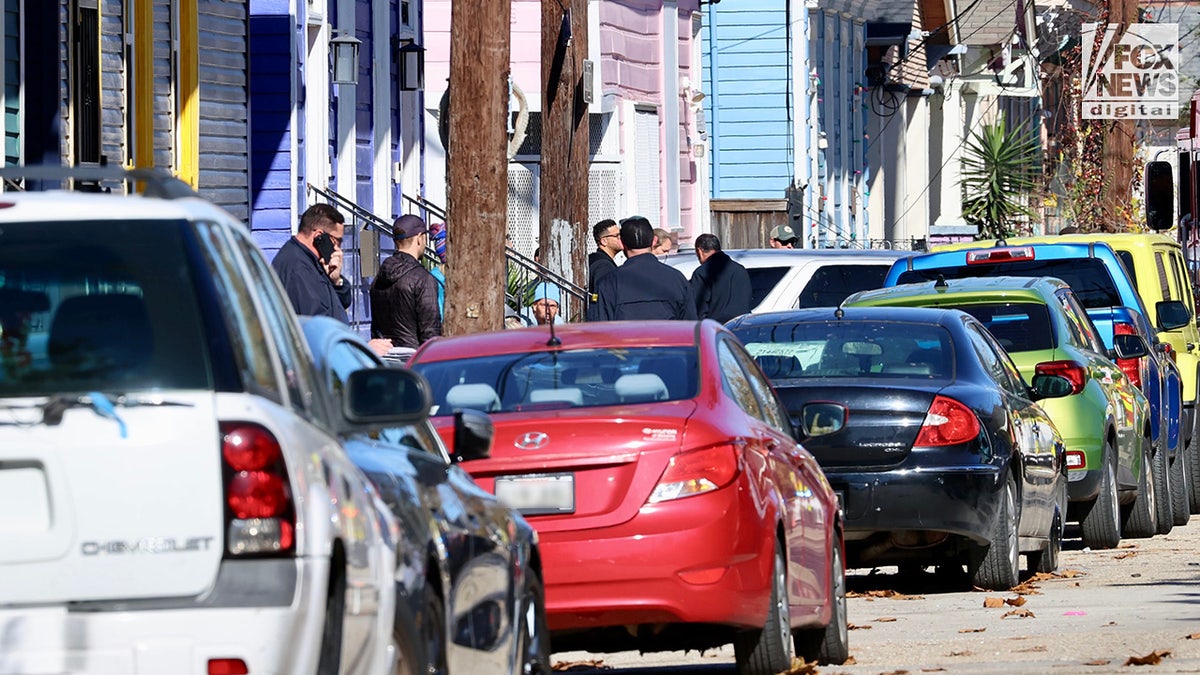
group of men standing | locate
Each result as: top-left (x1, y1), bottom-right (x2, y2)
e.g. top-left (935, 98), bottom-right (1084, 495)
top-left (272, 203), bottom-right (755, 352)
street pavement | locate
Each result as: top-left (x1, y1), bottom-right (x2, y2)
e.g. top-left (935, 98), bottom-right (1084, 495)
top-left (550, 520), bottom-right (1200, 673)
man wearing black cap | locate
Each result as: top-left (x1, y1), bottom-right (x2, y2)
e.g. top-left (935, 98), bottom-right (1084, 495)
top-left (586, 216), bottom-right (696, 321)
top-left (272, 203), bottom-right (354, 322)
top-left (370, 214), bottom-right (443, 349)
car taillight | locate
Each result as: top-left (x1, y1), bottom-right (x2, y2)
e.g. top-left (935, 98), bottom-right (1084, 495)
top-left (966, 247), bottom-right (1035, 265)
top-left (208, 659), bottom-right (249, 675)
top-left (1066, 451), bottom-right (1085, 469)
top-left (1035, 360), bottom-right (1087, 395)
top-left (914, 396), bottom-right (981, 446)
top-left (221, 422), bottom-right (295, 556)
top-left (1113, 322), bottom-right (1143, 390)
top-left (648, 444), bottom-right (740, 503)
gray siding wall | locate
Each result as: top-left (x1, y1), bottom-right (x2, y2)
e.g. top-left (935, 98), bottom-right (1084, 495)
top-left (152, 0), bottom-right (174, 167)
top-left (100, 0), bottom-right (126, 166)
top-left (198, 0), bottom-right (249, 221)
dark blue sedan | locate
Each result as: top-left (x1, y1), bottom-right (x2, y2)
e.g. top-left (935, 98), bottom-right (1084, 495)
top-left (727, 306), bottom-right (1073, 590)
top-left (301, 316), bottom-right (550, 675)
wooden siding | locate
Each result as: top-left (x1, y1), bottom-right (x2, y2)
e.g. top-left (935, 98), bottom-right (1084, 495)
top-left (703, 1), bottom-right (791, 200)
top-left (710, 198), bottom-right (787, 248)
top-left (151, 0), bottom-right (174, 167)
top-left (4, 0), bottom-right (18, 165)
top-left (100, 0), bottom-right (127, 167)
top-left (198, 0), bottom-right (248, 221)
top-left (248, 0), bottom-right (293, 249)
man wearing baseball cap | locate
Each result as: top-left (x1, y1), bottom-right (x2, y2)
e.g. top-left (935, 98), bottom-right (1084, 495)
top-left (369, 214), bottom-right (443, 349)
top-left (586, 216), bottom-right (696, 321)
top-left (768, 224), bottom-right (799, 248)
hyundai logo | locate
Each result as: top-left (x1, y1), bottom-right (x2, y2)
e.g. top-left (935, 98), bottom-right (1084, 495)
top-left (515, 432), bottom-right (549, 450)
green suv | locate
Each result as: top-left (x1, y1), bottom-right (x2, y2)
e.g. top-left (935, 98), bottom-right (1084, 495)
top-left (846, 276), bottom-right (1153, 548)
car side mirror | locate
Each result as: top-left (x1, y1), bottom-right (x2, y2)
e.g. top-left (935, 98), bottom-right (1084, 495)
top-left (1111, 333), bottom-right (1150, 360)
top-left (343, 367), bottom-right (432, 424)
top-left (1156, 300), bottom-right (1191, 331)
top-left (1029, 373), bottom-right (1074, 400)
top-left (452, 409), bottom-right (494, 463)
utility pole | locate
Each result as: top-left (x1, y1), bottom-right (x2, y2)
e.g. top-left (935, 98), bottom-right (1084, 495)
top-left (445, 0), bottom-right (512, 335)
top-left (539, 0), bottom-right (590, 294)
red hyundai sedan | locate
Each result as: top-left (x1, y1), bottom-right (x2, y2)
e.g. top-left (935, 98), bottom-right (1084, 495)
top-left (408, 320), bottom-right (848, 671)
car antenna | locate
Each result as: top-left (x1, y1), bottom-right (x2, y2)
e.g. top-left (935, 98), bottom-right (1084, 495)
top-left (834, 305), bottom-right (845, 320)
top-left (934, 273), bottom-right (948, 290)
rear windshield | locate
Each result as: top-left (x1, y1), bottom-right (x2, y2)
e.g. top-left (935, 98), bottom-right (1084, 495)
top-left (798, 264), bottom-right (890, 308)
top-left (955, 302), bottom-right (1054, 352)
top-left (897, 258), bottom-right (1121, 309)
top-left (732, 320), bottom-right (955, 379)
top-left (0, 220), bottom-right (212, 396)
top-left (412, 347), bottom-right (700, 414)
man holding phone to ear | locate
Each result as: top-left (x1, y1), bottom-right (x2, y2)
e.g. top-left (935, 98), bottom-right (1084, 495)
top-left (272, 203), bottom-right (355, 323)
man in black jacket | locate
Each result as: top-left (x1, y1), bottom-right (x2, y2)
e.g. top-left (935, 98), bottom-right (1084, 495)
top-left (587, 217), bottom-right (695, 321)
top-left (272, 203), bottom-right (353, 322)
top-left (690, 233), bottom-right (752, 323)
top-left (370, 214), bottom-right (443, 349)
top-left (587, 219), bottom-right (622, 298)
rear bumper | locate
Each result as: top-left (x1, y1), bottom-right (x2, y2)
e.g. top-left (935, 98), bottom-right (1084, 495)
top-left (0, 558), bottom-right (339, 675)
top-left (828, 460), bottom-right (1004, 547)
top-left (539, 478), bottom-right (776, 633)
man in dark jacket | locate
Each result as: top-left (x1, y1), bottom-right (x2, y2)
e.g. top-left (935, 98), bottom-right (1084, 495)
top-left (690, 233), bottom-right (752, 323)
top-left (370, 214), bottom-right (443, 349)
top-left (587, 217), bottom-right (696, 321)
top-left (272, 203), bottom-right (353, 322)
top-left (587, 218), bottom-right (622, 298)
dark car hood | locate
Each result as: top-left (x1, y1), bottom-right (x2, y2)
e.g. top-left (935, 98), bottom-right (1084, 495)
top-left (775, 380), bottom-right (946, 469)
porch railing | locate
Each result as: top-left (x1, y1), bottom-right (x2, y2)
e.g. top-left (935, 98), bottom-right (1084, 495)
top-left (305, 184), bottom-right (587, 330)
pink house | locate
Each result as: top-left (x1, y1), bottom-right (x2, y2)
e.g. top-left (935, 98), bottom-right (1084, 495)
top-left (423, 0), bottom-right (706, 256)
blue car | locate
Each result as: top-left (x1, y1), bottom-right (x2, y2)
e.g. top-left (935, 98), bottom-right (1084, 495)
top-left (884, 241), bottom-right (1182, 536)
top-left (301, 316), bottom-right (550, 675)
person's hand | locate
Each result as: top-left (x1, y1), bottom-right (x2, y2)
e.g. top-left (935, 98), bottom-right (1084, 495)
top-left (326, 248), bottom-right (344, 285)
top-left (367, 338), bottom-right (393, 356)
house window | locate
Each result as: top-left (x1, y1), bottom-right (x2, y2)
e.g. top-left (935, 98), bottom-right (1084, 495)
top-left (72, 0), bottom-right (101, 165)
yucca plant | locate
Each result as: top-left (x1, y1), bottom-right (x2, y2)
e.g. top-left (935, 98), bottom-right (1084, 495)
top-left (961, 115), bottom-right (1041, 240)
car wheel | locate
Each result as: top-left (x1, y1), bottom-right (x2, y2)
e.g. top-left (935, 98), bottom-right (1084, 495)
top-left (1121, 435), bottom-right (1158, 539)
top-left (971, 474), bottom-right (1020, 591)
top-left (1078, 440), bottom-right (1121, 550)
top-left (794, 535), bottom-right (848, 665)
top-left (1188, 407), bottom-right (1200, 513)
top-left (734, 540), bottom-right (795, 675)
top-left (1029, 475), bottom-right (1065, 574)
top-left (516, 568), bottom-right (551, 675)
top-left (1153, 439), bottom-right (1174, 535)
top-left (1170, 439), bottom-right (1192, 526)
top-left (316, 565), bottom-right (346, 675)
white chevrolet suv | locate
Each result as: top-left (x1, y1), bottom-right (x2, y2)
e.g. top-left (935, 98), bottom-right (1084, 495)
top-left (0, 166), bottom-right (403, 675)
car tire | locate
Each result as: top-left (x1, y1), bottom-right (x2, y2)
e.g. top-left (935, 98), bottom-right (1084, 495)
top-left (794, 534), bottom-right (848, 665)
top-left (1170, 440), bottom-right (1192, 526)
top-left (1152, 439), bottom-right (1174, 535)
top-left (515, 568), bottom-right (551, 675)
top-left (1030, 474), bottom-right (1065, 574)
top-left (734, 540), bottom-right (795, 675)
top-left (1187, 407), bottom-right (1200, 514)
top-left (1078, 440), bottom-right (1121, 550)
top-left (971, 474), bottom-right (1020, 591)
top-left (316, 565), bottom-right (347, 675)
top-left (415, 580), bottom-right (447, 675)
top-left (1122, 435), bottom-right (1158, 539)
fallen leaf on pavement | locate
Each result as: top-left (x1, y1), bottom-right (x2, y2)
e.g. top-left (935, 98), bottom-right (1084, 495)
top-left (1188, 633), bottom-right (1200, 640)
top-left (1005, 596), bottom-right (1027, 607)
top-left (984, 597), bottom-right (1005, 608)
top-left (874, 616), bottom-right (898, 622)
top-left (1083, 659), bottom-right (1111, 666)
top-left (780, 657), bottom-right (820, 674)
top-left (919, 669), bottom-right (946, 672)
top-left (1125, 650), bottom-right (1171, 666)
top-left (552, 659), bottom-right (611, 671)
top-left (1016, 645), bottom-right (1047, 653)
top-left (848, 623), bottom-right (873, 630)
top-left (848, 589), bottom-right (926, 600)
top-left (1002, 608), bottom-right (1035, 619)
top-left (1010, 579), bottom-right (1044, 595)
top-left (959, 627), bottom-right (986, 633)
top-left (948, 650), bottom-right (973, 657)
top-left (843, 656), bottom-right (857, 665)
top-left (1114, 551), bottom-right (1137, 560)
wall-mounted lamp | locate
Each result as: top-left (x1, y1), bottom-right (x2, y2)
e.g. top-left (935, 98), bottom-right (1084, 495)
top-left (817, 131), bottom-right (828, 149)
top-left (395, 38), bottom-right (425, 91)
top-left (331, 31), bottom-right (361, 85)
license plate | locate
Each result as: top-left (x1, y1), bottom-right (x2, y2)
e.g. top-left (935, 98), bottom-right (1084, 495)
top-left (494, 473), bottom-right (575, 515)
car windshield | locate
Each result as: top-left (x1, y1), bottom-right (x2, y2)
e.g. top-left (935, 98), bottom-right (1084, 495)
top-left (733, 320), bottom-right (955, 378)
top-left (897, 258), bottom-right (1121, 309)
top-left (412, 346), bottom-right (699, 414)
top-left (0, 220), bottom-right (212, 396)
top-left (953, 302), bottom-right (1054, 352)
